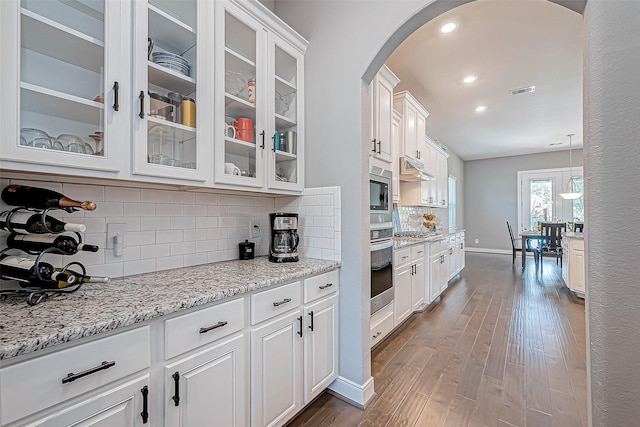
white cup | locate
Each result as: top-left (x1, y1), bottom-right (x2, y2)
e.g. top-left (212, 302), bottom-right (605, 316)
top-left (225, 124), bottom-right (236, 139)
top-left (224, 162), bottom-right (240, 175)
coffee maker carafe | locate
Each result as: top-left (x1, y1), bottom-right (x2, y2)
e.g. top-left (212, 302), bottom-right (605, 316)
top-left (269, 213), bottom-right (299, 262)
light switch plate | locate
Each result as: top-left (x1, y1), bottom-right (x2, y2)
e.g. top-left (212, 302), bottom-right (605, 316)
top-left (106, 223), bottom-right (127, 249)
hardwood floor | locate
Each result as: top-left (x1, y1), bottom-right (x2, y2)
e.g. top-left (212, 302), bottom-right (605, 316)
top-left (287, 253), bottom-right (587, 427)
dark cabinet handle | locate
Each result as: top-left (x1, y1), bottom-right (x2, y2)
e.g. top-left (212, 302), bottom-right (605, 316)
top-left (260, 131), bottom-right (265, 149)
top-left (298, 315), bottom-right (303, 337)
top-left (138, 91), bottom-right (145, 118)
top-left (319, 283), bottom-right (333, 290)
top-left (141, 386), bottom-right (149, 424)
top-left (113, 81), bottom-right (119, 111)
top-left (273, 298), bottom-right (292, 307)
top-left (199, 321), bottom-right (228, 334)
top-left (371, 139), bottom-right (377, 153)
top-left (172, 372), bottom-right (180, 406)
top-left (377, 141), bottom-right (381, 154)
top-left (62, 360), bottom-right (115, 384)
top-left (272, 134), bottom-right (276, 152)
top-left (309, 311), bottom-right (314, 331)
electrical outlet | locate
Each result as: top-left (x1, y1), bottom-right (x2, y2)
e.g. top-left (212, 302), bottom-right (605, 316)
top-left (474, 238), bottom-right (479, 244)
top-left (249, 220), bottom-right (261, 238)
top-left (107, 223), bottom-right (127, 249)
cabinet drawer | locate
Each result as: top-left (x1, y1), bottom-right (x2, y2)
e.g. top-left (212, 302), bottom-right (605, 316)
top-left (251, 281), bottom-right (302, 325)
top-left (304, 269), bottom-right (339, 304)
top-left (573, 239), bottom-right (585, 251)
top-left (165, 297), bottom-right (245, 359)
top-left (448, 235), bottom-right (456, 244)
top-left (0, 326), bottom-right (150, 426)
top-left (411, 244), bottom-right (425, 260)
top-left (457, 232), bottom-right (465, 242)
top-left (395, 247), bottom-right (411, 266)
top-left (370, 302), bottom-right (394, 348)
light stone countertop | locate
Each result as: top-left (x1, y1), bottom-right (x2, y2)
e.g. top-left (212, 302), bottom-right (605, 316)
top-left (0, 257), bottom-right (340, 361)
top-left (393, 229), bottom-right (464, 250)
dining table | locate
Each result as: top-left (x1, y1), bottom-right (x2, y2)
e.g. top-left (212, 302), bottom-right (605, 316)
top-left (520, 230), bottom-right (546, 269)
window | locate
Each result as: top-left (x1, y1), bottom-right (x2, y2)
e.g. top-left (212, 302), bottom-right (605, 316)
top-left (448, 176), bottom-right (456, 229)
top-left (517, 167), bottom-right (583, 232)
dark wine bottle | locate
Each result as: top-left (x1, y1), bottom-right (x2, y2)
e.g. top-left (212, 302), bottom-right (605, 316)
top-left (0, 210), bottom-right (86, 234)
top-left (0, 255), bottom-right (77, 289)
top-left (7, 234), bottom-right (98, 255)
top-left (54, 268), bottom-right (110, 284)
top-left (2, 184), bottom-right (97, 212)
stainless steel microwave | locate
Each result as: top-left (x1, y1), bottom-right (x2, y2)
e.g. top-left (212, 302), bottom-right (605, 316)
top-left (370, 166), bottom-right (392, 225)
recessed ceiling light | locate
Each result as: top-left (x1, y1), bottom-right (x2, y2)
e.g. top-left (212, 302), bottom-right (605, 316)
top-left (475, 105), bottom-right (487, 112)
top-left (440, 22), bottom-right (457, 33)
top-left (463, 75), bottom-right (477, 84)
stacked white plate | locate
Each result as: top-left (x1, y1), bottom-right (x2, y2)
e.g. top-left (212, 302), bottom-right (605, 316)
top-left (152, 52), bottom-right (190, 76)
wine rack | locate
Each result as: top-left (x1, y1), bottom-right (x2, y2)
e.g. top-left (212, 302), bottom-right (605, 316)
top-left (1, 206), bottom-right (91, 306)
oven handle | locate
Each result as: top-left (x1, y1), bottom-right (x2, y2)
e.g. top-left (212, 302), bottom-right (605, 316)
top-left (370, 240), bottom-right (393, 252)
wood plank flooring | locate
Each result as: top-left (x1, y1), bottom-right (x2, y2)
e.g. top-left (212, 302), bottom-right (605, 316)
top-left (287, 253), bottom-right (587, 427)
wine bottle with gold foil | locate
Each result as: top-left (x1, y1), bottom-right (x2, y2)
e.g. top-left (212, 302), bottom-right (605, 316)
top-left (0, 255), bottom-right (77, 289)
top-left (0, 210), bottom-right (86, 234)
top-left (2, 185), bottom-right (96, 212)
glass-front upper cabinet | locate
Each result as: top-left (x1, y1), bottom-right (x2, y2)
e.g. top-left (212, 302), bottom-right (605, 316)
top-left (267, 35), bottom-right (304, 192)
top-left (131, 0), bottom-right (212, 183)
top-left (0, 0), bottom-right (128, 175)
top-left (214, 1), bottom-right (266, 189)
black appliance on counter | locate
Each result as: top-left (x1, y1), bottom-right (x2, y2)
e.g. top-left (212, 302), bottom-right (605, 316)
top-left (269, 213), bottom-right (299, 262)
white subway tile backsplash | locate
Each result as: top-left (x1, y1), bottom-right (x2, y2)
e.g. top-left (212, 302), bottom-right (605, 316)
top-left (140, 243), bottom-right (171, 259)
top-left (0, 176), bottom-right (339, 281)
top-left (170, 241), bottom-right (196, 256)
top-left (170, 191), bottom-right (196, 205)
top-left (124, 203), bottom-right (156, 217)
top-left (106, 186), bottom-right (141, 202)
top-left (140, 189), bottom-right (170, 203)
top-left (124, 259), bottom-right (156, 276)
top-left (156, 255), bottom-right (184, 271)
top-left (156, 230), bottom-right (184, 244)
top-left (140, 217), bottom-right (171, 231)
top-left (156, 203), bottom-right (184, 217)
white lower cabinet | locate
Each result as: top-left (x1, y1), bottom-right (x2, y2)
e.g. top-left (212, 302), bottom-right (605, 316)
top-left (563, 237), bottom-right (585, 296)
top-left (0, 268), bottom-right (340, 427)
top-left (370, 301), bottom-right (394, 348)
top-left (394, 262), bottom-right (413, 325)
top-left (164, 334), bottom-right (247, 427)
top-left (394, 244), bottom-right (426, 327)
top-left (22, 375), bottom-right (150, 427)
top-left (429, 241), bottom-right (448, 302)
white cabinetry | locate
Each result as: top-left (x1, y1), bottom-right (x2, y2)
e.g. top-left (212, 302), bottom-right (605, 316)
top-left (370, 65), bottom-right (400, 167)
top-left (214, 0), bottom-right (306, 194)
top-left (428, 239), bottom-right (448, 302)
top-left (251, 271), bottom-right (339, 427)
top-left (562, 236), bottom-right (585, 297)
top-left (0, 327), bottom-right (151, 426)
top-left (392, 109), bottom-right (402, 203)
top-left (393, 244), bottom-right (426, 326)
top-left (393, 91), bottom-right (429, 164)
top-left (399, 136), bottom-right (449, 207)
top-left (370, 301), bottom-right (394, 348)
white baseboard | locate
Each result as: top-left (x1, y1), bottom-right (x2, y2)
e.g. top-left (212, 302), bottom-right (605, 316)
top-left (328, 375), bottom-right (375, 409)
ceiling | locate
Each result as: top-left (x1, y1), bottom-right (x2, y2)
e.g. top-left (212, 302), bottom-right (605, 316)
top-left (385, 0), bottom-right (583, 161)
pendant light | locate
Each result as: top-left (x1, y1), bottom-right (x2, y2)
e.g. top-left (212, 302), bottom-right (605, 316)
top-left (559, 133), bottom-right (582, 200)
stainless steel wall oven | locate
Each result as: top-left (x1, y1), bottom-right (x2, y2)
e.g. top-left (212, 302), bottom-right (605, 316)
top-left (370, 226), bottom-right (393, 315)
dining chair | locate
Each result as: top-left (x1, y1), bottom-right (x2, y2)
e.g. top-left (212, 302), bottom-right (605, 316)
top-left (538, 222), bottom-right (566, 274)
top-left (507, 221), bottom-right (538, 266)
top-left (574, 222), bottom-right (584, 232)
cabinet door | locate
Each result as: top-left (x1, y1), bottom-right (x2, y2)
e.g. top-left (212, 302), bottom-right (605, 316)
top-left (165, 334), bottom-right (247, 427)
top-left (569, 249), bottom-right (585, 293)
top-left (403, 103), bottom-right (418, 160)
top-left (251, 310), bottom-right (303, 427)
top-left (430, 255), bottom-right (441, 301)
top-left (214, 0), bottom-right (266, 189)
top-left (267, 33), bottom-right (304, 192)
top-left (394, 264), bottom-right (413, 325)
top-left (132, 0), bottom-right (211, 182)
top-left (392, 111), bottom-right (401, 203)
top-left (412, 259), bottom-right (425, 311)
top-left (416, 113), bottom-right (427, 162)
top-left (440, 253), bottom-right (449, 292)
top-left (372, 74), bottom-right (394, 164)
top-left (24, 376), bottom-right (149, 427)
top-left (1, 0), bottom-right (127, 176)
top-left (437, 153), bottom-right (448, 207)
top-left (303, 295), bottom-right (338, 403)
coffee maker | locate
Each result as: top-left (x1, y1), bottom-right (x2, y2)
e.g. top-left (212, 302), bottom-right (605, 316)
top-left (269, 213), bottom-right (299, 262)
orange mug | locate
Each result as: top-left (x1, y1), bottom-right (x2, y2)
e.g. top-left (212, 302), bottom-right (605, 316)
top-left (232, 118), bottom-right (254, 143)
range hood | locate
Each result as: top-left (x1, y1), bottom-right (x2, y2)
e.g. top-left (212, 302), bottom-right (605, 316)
top-left (399, 156), bottom-right (436, 182)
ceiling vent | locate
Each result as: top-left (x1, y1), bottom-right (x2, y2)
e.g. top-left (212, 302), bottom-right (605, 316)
top-left (509, 85), bottom-right (536, 95)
